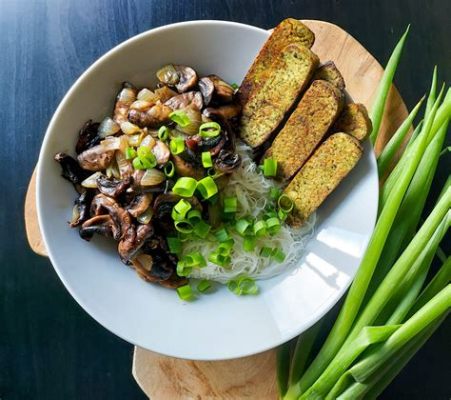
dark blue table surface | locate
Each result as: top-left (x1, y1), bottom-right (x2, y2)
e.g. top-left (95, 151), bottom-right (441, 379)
top-left (1, 0), bottom-right (449, 399)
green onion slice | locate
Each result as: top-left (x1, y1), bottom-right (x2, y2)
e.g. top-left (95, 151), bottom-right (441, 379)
top-left (169, 137), bottom-right (185, 155)
top-left (199, 122), bottom-right (221, 138)
top-left (170, 110), bottom-right (191, 127)
top-left (193, 220), bottom-right (211, 239)
top-left (174, 220), bottom-right (193, 234)
top-left (176, 262), bottom-right (192, 277)
top-left (167, 236), bottom-right (182, 254)
top-left (187, 209), bottom-right (202, 224)
top-left (235, 218), bottom-right (253, 237)
top-left (278, 194), bottom-right (294, 213)
top-left (208, 252), bottom-right (231, 268)
top-left (227, 276), bottom-right (258, 296)
top-left (266, 217), bottom-right (281, 235)
top-left (125, 147), bottom-right (136, 160)
top-left (217, 239), bottom-right (234, 256)
top-left (271, 248), bottom-right (286, 263)
top-left (270, 187), bottom-right (281, 200)
top-left (173, 177), bottom-right (197, 197)
top-left (197, 280), bottom-right (213, 293)
top-left (171, 199), bottom-right (192, 221)
top-left (223, 196), bottom-right (238, 214)
top-left (260, 246), bottom-right (273, 257)
top-left (196, 176), bottom-right (218, 199)
top-left (263, 157), bottom-right (278, 177)
top-left (215, 227), bottom-right (231, 242)
top-left (183, 251), bottom-right (207, 268)
top-left (231, 83), bottom-right (239, 90)
top-left (253, 220), bottom-right (267, 237)
top-left (158, 125), bottom-right (170, 141)
top-left (176, 284), bottom-right (195, 301)
top-left (243, 237), bottom-right (256, 252)
top-left (164, 161), bottom-right (175, 177)
top-left (201, 151), bottom-right (213, 168)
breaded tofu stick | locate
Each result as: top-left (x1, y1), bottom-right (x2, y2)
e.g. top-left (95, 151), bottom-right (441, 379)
top-left (313, 61), bottom-right (346, 91)
top-left (238, 18), bottom-right (315, 105)
top-left (284, 132), bottom-right (363, 225)
top-left (265, 80), bottom-right (344, 180)
top-left (332, 103), bottom-right (373, 140)
top-left (239, 43), bottom-right (319, 148)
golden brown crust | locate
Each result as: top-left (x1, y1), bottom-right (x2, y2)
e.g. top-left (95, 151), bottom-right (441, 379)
top-left (332, 103), bottom-right (373, 141)
top-left (264, 80), bottom-right (344, 180)
top-left (238, 18), bottom-right (315, 105)
top-left (239, 43), bottom-right (319, 148)
top-left (284, 132), bottom-right (363, 225)
top-left (313, 61), bottom-right (346, 91)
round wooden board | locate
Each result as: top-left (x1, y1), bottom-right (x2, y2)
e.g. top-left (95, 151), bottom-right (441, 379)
top-left (25, 19), bottom-right (409, 399)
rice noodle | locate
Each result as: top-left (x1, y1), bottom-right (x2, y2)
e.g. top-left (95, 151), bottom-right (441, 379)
top-left (185, 142), bottom-right (315, 283)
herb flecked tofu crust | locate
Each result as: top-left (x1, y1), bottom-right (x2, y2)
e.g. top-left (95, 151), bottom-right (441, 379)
top-left (284, 132), bottom-right (363, 225)
top-left (238, 18), bottom-right (315, 106)
top-left (265, 80), bottom-right (344, 180)
top-left (239, 43), bottom-right (319, 148)
top-left (313, 61), bottom-right (346, 91)
top-left (332, 103), bottom-right (373, 141)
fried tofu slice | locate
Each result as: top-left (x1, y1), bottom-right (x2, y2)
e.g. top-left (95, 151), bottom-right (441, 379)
top-left (239, 43), bottom-right (319, 148)
top-left (313, 61), bottom-right (346, 91)
top-left (332, 103), bottom-right (373, 141)
top-left (284, 132), bottom-right (363, 225)
top-left (264, 80), bottom-right (344, 180)
top-left (238, 18), bottom-right (315, 105)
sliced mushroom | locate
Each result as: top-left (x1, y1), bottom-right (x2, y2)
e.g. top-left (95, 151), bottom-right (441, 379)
top-left (175, 65), bottom-right (198, 93)
top-left (172, 153), bottom-right (204, 180)
top-left (153, 193), bottom-right (180, 232)
top-left (128, 102), bottom-right (172, 128)
top-left (164, 91), bottom-right (203, 111)
top-left (79, 214), bottom-right (121, 241)
top-left (214, 149), bottom-right (241, 173)
top-left (77, 145), bottom-right (115, 171)
top-left (75, 120), bottom-right (101, 154)
top-left (96, 175), bottom-right (132, 198)
top-left (198, 77), bottom-right (214, 106)
top-left (54, 153), bottom-right (90, 187)
top-left (127, 193), bottom-right (153, 218)
top-left (208, 75), bottom-right (235, 103)
top-left (152, 140), bottom-right (170, 164)
top-left (203, 103), bottom-right (241, 120)
top-left (198, 135), bottom-right (226, 157)
top-left (154, 86), bottom-right (178, 103)
top-left (118, 223), bottom-right (154, 262)
top-left (114, 82), bottom-right (138, 124)
top-left (70, 190), bottom-right (94, 227)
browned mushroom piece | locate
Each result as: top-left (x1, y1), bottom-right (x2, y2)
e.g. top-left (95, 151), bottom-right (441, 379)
top-left (203, 103), bottom-right (242, 120)
top-left (198, 77), bottom-right (215, 105)
top-left (118, 223), bottom-right (154, 262)
top-left (127, 193), bottom-right (153, 218)
top-left (96, 175), bottom-right (132, 198)
top-left (54, 152), bottom-right (90, 187)
top-left (70, 190), bottom-right (95, 227)
top-left (164, 91), bottom-right (203, 111)
top-left (208, 75), bottom-right (235, 103)
top-left (114, 82), bottom-right (138, 124)
top-left (77, 145), bottom-right (115, 171)
top-left (214, 149), bottom-right (241, 173)
top-left (198, 135), bottom-right (226, 157)
top-left (172, 153), bottom-right (205, 180)
top-left (79, 214), bottom-right (121, 241)
top-left (128, 103), bottom-right (172, 128)
top-left (175, 65), bottom-right (198, 93)
top-left (75, 120), bottom-right (101, 154)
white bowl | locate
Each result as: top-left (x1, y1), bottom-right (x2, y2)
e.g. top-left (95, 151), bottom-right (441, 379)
top-left (37, 20), bottom-right (378, 360)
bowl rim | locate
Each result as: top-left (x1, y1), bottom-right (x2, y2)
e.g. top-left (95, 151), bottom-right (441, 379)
top-left (36, 19), bottom-right (378, 360)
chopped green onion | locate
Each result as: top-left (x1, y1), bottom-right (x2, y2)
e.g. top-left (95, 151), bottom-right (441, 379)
top-left (223, 196), bottom-right (238, 214)
top-left (278, 194), bottom-right (294, 213)
top-left (215, 227), bottom-right (231, 242)
top-left (169, 136), bottom-right (185, 155)
top-left (265, 209), bottom-right (278, 219)
top-left (197, 280), bottom-right (213, 293)
top-left (133, 146), bottom-right (157, 169)
top-left (193, 220), bottom-right (211, 238)
top-left (243, 237), bottom-right (256, 252)
top-left (125, 146), bottom-right (136, 160)
top-left (170, 110), bottom-right (191, 127)
top-left (217, 239), bottom-right (234, 256)
top-left (231, 83), bottom-right (239, 90)
top-left (278, 209), bottom-right (288, 221)
top-left (208, 252), bottom-right (231, 268)
top-left (172, 177), bottom-right (197, 197)
top-left (174, 220), bottom-right (193, 234)
top-left (183, 251), bottom-right (207, 268)
top-left (266, 217), bottom-right (281, 235)
top-left (158, 125), bottom-right (170, 141)
top-left (260, 246), bottom-right (273, 257)
top-left (164, 161), bottom-right (175, 177)
top-left (201, 151), bottom-right (213, 168)
top-left (176, 262), bottom-right (192, 277)
top-left (187, 209), bottom-right (202, 224)
top-left (137, 145), bottom-right (151, 158)
top-left (199, 121), bottom-right (221, 138)
top-left (253, 220), bottom-right (267, 237)
top-left (227, 276), bottom-right (259, 296)
top-left (263, 157), bottom-right (278, 177)
top-left (167, 236), bottom-right (182, 254)
top-left (176, 284), bottom-right (195, 301)
top-left (132, 157), bottom-right (146, 170)
top-left (235, 218), bottom-right (253, 236)
top-left (271, 248), bottom-right (286, 263)
top-left (171, 199), bottom-right (192, 221)
top-left (270, 187), bottom-right (282, 200)
top-left (196, 176), bottom-right (218, 199)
